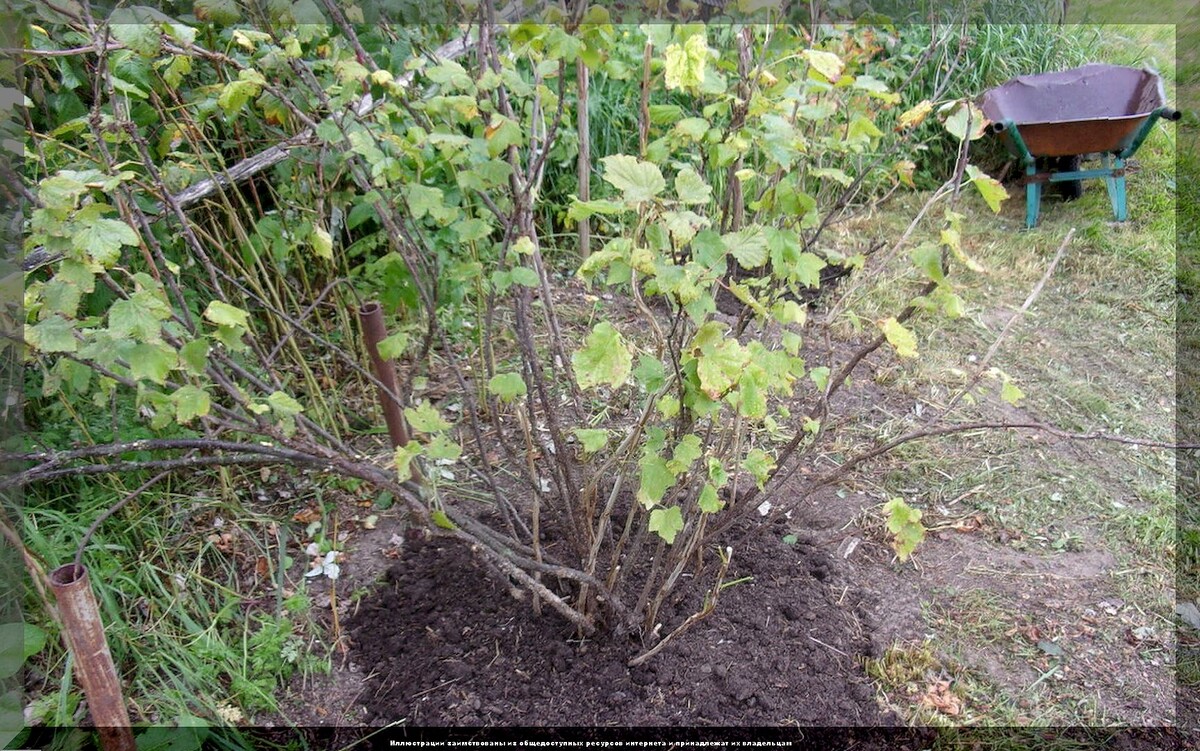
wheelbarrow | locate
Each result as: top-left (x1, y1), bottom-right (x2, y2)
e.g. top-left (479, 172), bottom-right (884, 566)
top-left (978, 63), bottom-right (1180, 228)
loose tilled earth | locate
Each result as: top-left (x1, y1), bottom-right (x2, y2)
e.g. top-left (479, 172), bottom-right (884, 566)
top-left (269, 198), bottom-right (1181, 734)
top-left (272, 353), bottom-right (1179, 734)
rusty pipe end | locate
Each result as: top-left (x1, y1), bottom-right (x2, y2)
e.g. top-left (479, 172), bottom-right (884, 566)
top-left (49, 563), bottom-right (85, 587)
top-left (358, 301), bottom-right (382, 318)
top-left (988, 120), bottom-right (1008, 135)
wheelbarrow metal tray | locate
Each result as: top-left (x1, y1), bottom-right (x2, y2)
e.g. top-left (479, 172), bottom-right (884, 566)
top-left (978, 63), bottom-right (1168, 157)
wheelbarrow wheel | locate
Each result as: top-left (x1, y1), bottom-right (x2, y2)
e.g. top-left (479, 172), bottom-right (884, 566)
top-left (1054, 155), bottom-right (1083, 201)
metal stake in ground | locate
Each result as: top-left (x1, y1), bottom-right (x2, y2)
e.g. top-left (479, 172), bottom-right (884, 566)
top-left (48, 564), bottom-right (135, 751)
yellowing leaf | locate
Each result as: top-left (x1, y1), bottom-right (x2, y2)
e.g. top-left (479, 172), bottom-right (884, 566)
top-left (965, 165), bottom-right (1009, 213)
top-left (897, 100), bottom-right (934, 130)
top-left (802, 49), bottom-right (844, 82)
top-left (664, 33), bottom-right (708, 91)
top-left (879, 317), bottom-right (918, 358)
top-left (572, 321), bottom-right (633, 390)
top-left (310, 226), bottom-right (333, 261)
top-left (942, 101), bottom-right (988, 141)
top-left (203, 300), bottom-right (249, 329)
top-left (394, 441), bottom-right (421, 483)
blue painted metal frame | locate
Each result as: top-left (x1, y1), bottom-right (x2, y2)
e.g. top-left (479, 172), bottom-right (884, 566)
top-left (997, 107), bottom-right (1175, 229)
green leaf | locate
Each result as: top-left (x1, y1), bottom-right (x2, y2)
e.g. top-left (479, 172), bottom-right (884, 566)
top-left (41, 280), bottom-right (82, 317)
top-left (430, 509), bottom-right (457, 530)
top-left (966, 165), bottom-right (1009, 213)
top-left (26, 315), bottom-right (77, 353)
top-left (172, 385), bottom-right (210, 424)
top-left (707, 457), bottom-right (729, 488)
top-left (194, 0), bottom-right (241, 23)
top-left (772, 300), bottom-right (807, 326)
top-left (108, 8), bottom-right (165, 56)
top-left (633, 355), bottom-right (666, 392)
top-left (809, 366), bottom-right (830, 392)
top-left (910, 242), bottom-right (945, 283)
top-left (128, 343), bottom-right (177, 384)
top-left (637, 455), bottom-right (675, 509)
top-left (405, 401), bottom-right (451, 434)
top-left (674, 117), bottom-right (710, 140)
top-left (267, 391), bottom-right (304, 417)
top-left (453, 218), bottom-right (493, 243)
top-left (697, 483), bottom-right (724, 513)
top-left (405, 184), bottom-right (446, 221)
top-left (847, 115), bottom-right (884, 141)
top-left (882, 498), bottom-right (926, 561)
top-left (487, 372), bottom-right (527, 402)
top-left (72, 218), bottom-right (139, 267)
top-left (723, 226), bottom-right (768, 269)
top-left (735, 375), bottom-right (767, 419)
top-left (178, 340), bottom-right (209, 376)
top-left (203, 301), bottom-right (249, 329)
top-left (567, 199), bottom-right (627, 221)
top-left (668, 434), bottom-right (703, 474)
top-left (695, 336), bottom-right (748, 398)
top-left (572, 321), bottom-right (632, 390)
top-left (791, 253), bottom-right (827, 289)
top-left (648, 506), bottom-right (685, 544)
top-left (377, 332), bottom-right (409, 360)
top-left (394, 441), bottom-right (421, 483)
top-left (600, 155), bottom-right (666, 204)
top-left (23, 623), bottom-right (47, 661)
top-left (485, 115), bottom-right (524, 157)
top-left (812, 167), bottom-right (852, 187)
top-left (426, 435), bottom-right (462, 462)
top-left (509, 266), bottom-right (540, 288)
top-left (212, 324), bottom-right (247, 352)
top-left (742, 448), bottom-right (775, 489)
top-left (217, 79), bottom-right (261, 115)
top-left (573, 429), bottom-right (608, 454)
top-left (1001, 377), bottom-right (1025, 405)
top-left (38, 172), bottom-right (89, 211)
top-left (0, 623), bottom-right (21, 681)
top-left (879, 317), bottom-right (918, 358)
top-left (674, 168), bottom-right (712, 205)
top-left (109, 293), bottom-right (170, 342)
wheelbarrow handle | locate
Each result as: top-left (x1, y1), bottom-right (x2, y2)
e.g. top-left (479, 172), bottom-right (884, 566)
top-left (1160, 107), bottom-right (1182, 122)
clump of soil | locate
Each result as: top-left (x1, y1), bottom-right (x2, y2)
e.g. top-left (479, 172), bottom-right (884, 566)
top-left (347, 526), bottom-right (897, 726)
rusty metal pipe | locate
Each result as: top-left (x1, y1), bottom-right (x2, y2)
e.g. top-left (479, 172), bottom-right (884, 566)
top-left (48, 564), bottom-right (135, 751)
top-left (357, 302), bottom-right (412, 450)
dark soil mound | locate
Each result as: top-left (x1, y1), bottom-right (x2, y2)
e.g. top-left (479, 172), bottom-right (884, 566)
top-left (347, 528), bottom-right (897, 727)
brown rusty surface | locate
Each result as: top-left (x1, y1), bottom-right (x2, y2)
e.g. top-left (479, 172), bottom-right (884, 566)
top-left (978, 63), bottom-right (1165, 157)
top-left (358, 302), bottom-right (412, 451)
top-left (49, 564), bottom-right (135, 751)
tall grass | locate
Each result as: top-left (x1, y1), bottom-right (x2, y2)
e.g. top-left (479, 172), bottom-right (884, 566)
top-left (871, 23), bottom-right (1102, 180)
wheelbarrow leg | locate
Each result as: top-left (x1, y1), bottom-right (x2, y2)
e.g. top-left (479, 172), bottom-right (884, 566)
top-left (1025, 164), bottom-right (1041, 229)
top-left (1103, 154), bottom-right (1128, 222)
